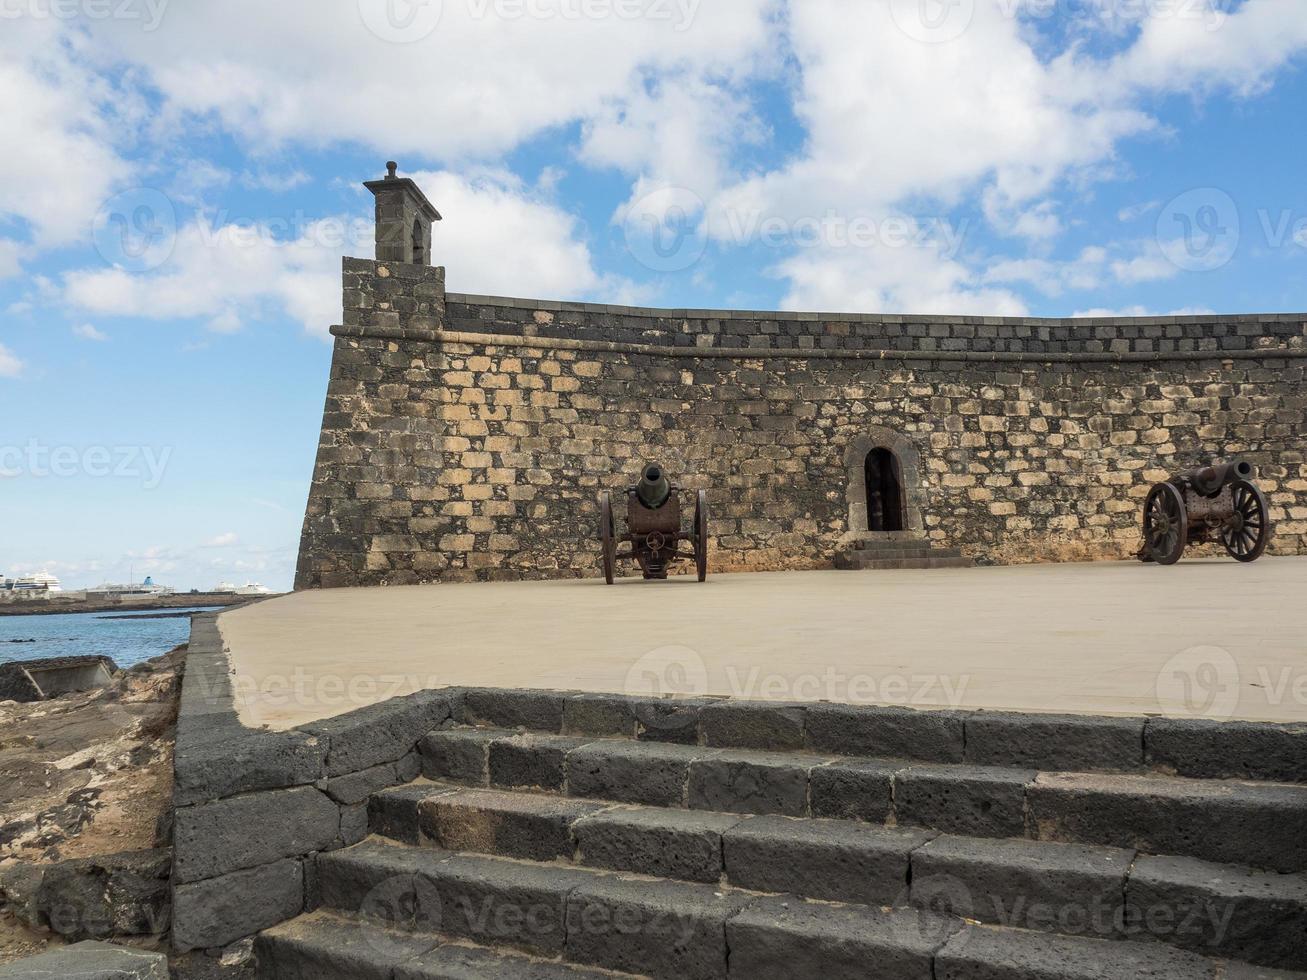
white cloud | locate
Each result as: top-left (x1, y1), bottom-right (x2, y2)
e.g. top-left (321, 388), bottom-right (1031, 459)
top-left (72, 323), bottom-right (109, 341)
top-left (0, 21), bottom-right (134, 248)
top-left (0, 343), bottom-right (23, 378)
top-left (91, 1), bottom-right (779, 160)
top-left (62, 168), bottom-right (641, 335)
top-left (203, 532), bottom-right (240, 547)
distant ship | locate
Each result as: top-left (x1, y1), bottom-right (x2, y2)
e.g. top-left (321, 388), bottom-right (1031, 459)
top-left (4, 572), bottom-right (63, 593)
top-left (210, 582), bottom-right (273, 596)
top-left (88, 576), bottom-right (174, 598)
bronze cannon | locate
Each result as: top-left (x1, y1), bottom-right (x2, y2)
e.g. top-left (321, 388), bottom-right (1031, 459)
top-left (598, 464), bottom-right (708, 583)
top-left (1139, 459), bottom-right (1271, 565)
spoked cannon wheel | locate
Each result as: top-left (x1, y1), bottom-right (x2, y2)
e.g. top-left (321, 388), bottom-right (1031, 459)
top-left (1220, 480), bottom-right (1270, 563)
top-left (599, 492), bottom-right (616, 585)
top-left (693, 490), bottom-right (709, 582)
top-left (1144, 483), bottom-right (1188, 566)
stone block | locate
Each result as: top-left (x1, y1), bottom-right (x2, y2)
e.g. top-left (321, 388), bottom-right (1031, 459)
top-left (325, 759), bottom-right (408, 806)
top-left (418, 728), bottom-right (506, 784)
top-left (726, 895), bottom-right (956, 980)
top-left (173, 786), bottom-right (340, 884)
top-left (173, 729), bottom-right (327, 806)
top-left (172, 858), bottom-right (304, 952)
top-left (1145, 719), bottom-right (1307, 783)
top-left (421, 853), bottom-right (586, 955)
top-left (805, 704), bottom-right (965, 762)
top-left (566, 741), bottom-right (706, 806)
top-left (964, 713), bottom-right (1144, 773)
top-left (1027, 772), bottom-right (1307, 873)
top-left (254, 910), bottom-right (438, 980)
top-left (1124, 854), bottom-right (1307, 969)
top-left (809, 759), bottom-right (900, 822)
top-left (573, 807), bottom-right (742, 883)
top-left (562, 694), bottom-right (640, 737)
top-left (632, 698), bottom-right (708, 744)
top-left (934, 923), bottom-right (1219, 979)
top-left (699, 701), bottom-right (806, 750)
top-left (419, 789), bottom-right (605, 862)
top-left (565, 876), bottom-right (744, 980)
top-left (0, 941), bottom-right (168, 979)
top-left (911, 836), bottom-right (1132, 939)
top-left (724, 816), bottom-right (931, 905)
top-left (303, 690), bottom-right (453, 777)
top-left (895, 766), bottom-right (1035, 839)
top-left (368, 784), bottom-right (458, 844)
top-left (458, 688), bottom-right (567, 732)
top-left (687, 750), bottom-right (829, 816)
top-left (489, 734), bottom-right (591, 791)
top-left (397, 945), bottom-right (622, 979)
top-left (316, 840), bottom-right (434, 929)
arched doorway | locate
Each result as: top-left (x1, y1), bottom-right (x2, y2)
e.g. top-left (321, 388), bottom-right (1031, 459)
top-left (411, 218), bottom-right (426, 265)
top-left (864, 448), bottom-right (906, 532)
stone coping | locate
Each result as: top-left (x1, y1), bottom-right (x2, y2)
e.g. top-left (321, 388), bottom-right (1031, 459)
top-left (445, 292), bottom-right (1307, 328)
top-left (330, 324), bottom-right (1307, 363)
top-left (171, 611), bottom-right (1305, 953)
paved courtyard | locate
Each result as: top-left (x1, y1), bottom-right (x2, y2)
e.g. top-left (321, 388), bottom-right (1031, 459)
top-left (219, 557), bottom-right (1307, 730)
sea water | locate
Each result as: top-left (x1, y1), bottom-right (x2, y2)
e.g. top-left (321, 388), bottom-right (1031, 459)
top-left (0, 607), bottom-right (222, 669)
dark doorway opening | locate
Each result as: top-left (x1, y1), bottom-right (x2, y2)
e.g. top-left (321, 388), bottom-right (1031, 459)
top-left (412, 219), bottom-right (425, 265)
top-left (864, 448), bottom-right (905, 532)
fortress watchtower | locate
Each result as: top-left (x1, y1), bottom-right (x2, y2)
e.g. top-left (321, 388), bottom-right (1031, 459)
top-left (363, 161), bottom-right (441, 266)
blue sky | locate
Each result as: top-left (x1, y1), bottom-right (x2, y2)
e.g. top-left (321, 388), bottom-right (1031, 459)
top-left (1, 0), bottom-right (1304, 590)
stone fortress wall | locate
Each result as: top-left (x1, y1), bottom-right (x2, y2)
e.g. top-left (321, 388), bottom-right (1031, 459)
top-left (294, 170), bottom-right (1307, 589)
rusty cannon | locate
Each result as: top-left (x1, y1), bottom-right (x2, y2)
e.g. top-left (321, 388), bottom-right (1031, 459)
top-left (1139, 459), bottom-right (1272, 565)
top-left (598, 464), bottom-right (708, 583)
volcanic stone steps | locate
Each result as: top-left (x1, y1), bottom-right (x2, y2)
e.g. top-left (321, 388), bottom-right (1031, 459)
top-left (366, 781), bottom-right (1307, 968)
top-left (281, 839), bottom-right (1307, 980)
top-left (415, 728), bottom-right (1307, 873)
top-left (255, 908), bottom-right (647, 979)
top-left (833, 536), bottom-right (974, 569)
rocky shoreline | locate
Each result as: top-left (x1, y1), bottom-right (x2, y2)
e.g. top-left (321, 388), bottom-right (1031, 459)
top-left (0, 594), bottom-right (262, 618)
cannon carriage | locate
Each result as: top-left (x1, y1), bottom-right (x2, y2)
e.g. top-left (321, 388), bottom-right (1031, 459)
top-left (599, 464), bottom-right (708, 583)
top-left (1139, 459), bottom-right (1271, 565)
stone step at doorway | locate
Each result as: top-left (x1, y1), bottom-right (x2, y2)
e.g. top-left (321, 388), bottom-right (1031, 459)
top-left (834, 535), bottom-right (975, 570)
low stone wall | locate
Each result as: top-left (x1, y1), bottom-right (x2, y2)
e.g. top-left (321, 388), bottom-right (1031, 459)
top-left (295, 257), bottom-right (1307, 587)
top-left (171, 614), bottom-right (1307, 954)
top-left (171, 614), bottom-right (454, 951)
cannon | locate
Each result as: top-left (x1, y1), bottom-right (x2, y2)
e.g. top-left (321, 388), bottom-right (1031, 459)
top-left (599, 464), bottom-right (708, 584)
top-left (1139, 459), bottom-right (1271, 565)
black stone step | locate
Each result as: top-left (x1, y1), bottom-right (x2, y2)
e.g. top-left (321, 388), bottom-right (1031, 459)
top-left (368, 782), bottom-right (1307, 969)
top-left (254, 909), bottom-right (646, 979)
top-left (298, 843), bottom-right (1305, 980)
top-left (414, 730), bottom-right (1307, 872)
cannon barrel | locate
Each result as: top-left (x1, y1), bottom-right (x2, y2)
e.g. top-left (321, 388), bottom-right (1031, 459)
top-left (635, 463), bottom-right (672, 509)
top-left (1174, 459), bottom-right (1253, 497)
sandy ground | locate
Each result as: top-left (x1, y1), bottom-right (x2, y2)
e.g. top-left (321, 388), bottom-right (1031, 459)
top-left (220, 558), bottom-right (1307, 729)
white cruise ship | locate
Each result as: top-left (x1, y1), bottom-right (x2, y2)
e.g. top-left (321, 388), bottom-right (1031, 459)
top-left (8, 573), bottom-right (63, 592)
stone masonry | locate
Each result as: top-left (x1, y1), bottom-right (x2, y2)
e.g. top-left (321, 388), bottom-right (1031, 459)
top-left (295, 171), bottom-right (1307, 588)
